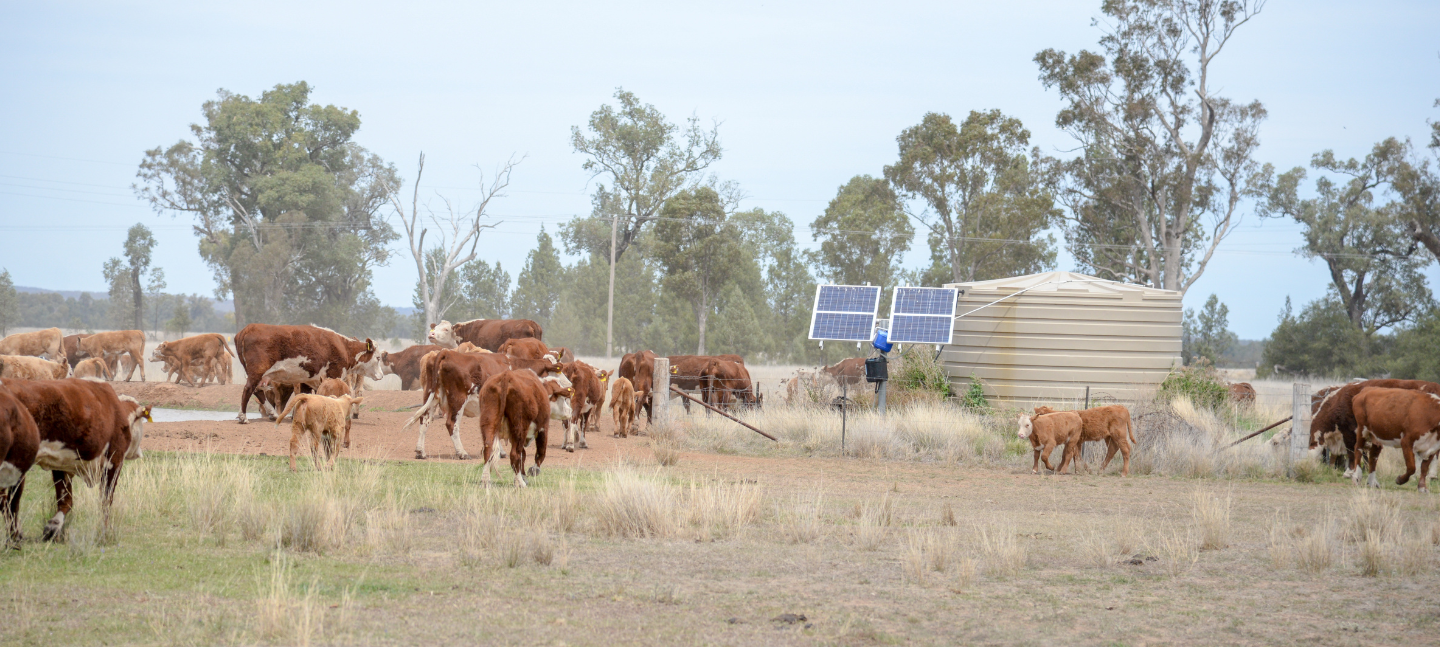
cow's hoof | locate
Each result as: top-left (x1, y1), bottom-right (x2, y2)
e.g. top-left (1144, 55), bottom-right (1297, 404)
top-left (565, 446), bottom-right (574, 453)
top-left (1398, 475), bottom-right (1411, 486)
top-left (579, 442), bottom-right (589, 450)
top-left (499, 452), bottom-right (507, 459)
top-left (457, 453), bottom-right (470, 460)
top-left (527, 466), bottom-right (540, 477)
top-left (41, 523), bottom-right (61, 543)
top-left (237, 418), bottom-right (249, 425)
top-left (415, 452), bottom-right (426, 460)
top-left (343, 442), bottom-right (351, 449)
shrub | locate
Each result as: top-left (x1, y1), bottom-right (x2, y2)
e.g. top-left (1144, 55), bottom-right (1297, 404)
top-left (1158, 362), bottom-right (1229, 411)
top-left (960, 373), bottom-right (988, 409)
top-left (891, 350), bottom-right (952, 399)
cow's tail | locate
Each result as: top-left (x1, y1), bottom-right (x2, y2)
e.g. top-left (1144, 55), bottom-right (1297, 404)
top-left (234, 330), bottom-right (249, 374)
top-left (1128, 415), bottom-right (1136, 444)
top-left (275, 394), bottom-right (306, 428)
top-left (402, 393), bottom-right (438, 431)
top-left (218, 334), bottom-right (236, 359)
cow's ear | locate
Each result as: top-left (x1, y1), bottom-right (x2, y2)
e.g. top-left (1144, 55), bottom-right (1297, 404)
top-left (429, 323), bottom-right (437, 330)
top-left (366, 339), bottom-right (375, 352)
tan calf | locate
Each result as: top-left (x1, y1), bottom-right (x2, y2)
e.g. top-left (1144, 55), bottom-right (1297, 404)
top-left (1035, 405), bottom-right (1136, 476)
top-left (0, 327), bottom-right (64, 362)
top-left (0, 355), bottom-right (69, 380)
top-left (1017, 411), bottom-right (1083, 474)
top-left (73, 357), bottom-right (112, 380)
top-left (275, 393), bottom-right (365, 471)
top-left (79, 330), bottom-right (146, 381)
top-left (316, 378), bottom-right (357, 447)
top-left (611, 376), bottom-right (637, 438)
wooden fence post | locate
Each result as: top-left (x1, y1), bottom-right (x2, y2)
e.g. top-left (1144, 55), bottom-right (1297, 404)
top-left (1290, 382), bottom-right (1311, 476)
top-left (652, 357), bottom-right (670, 428)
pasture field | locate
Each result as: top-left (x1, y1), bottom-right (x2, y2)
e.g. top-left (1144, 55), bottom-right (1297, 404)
top-left (4, 390), bottom-right (1440, 646)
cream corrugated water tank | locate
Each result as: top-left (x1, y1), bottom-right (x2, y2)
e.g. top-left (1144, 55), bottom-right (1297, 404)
top-left (940, 271), bottom-right (1182, 404)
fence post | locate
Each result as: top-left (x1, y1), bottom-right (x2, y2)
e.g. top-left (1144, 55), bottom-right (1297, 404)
top-left (1290, 382), bottom-right (1311, 476)
top-left (652, 357), bottom-right (670, 428)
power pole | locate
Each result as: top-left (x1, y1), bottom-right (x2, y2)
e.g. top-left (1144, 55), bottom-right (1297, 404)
top-left (606, 211), bottom-right (619, 360)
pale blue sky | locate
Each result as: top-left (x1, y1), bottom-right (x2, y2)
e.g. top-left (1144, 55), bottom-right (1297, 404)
top-left (1, 1), bottom-right (1436, 338)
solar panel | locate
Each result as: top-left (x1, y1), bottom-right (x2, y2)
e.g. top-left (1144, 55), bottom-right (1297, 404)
top-left (887, 287), bottom-right (957, 344)
top-left (808, 285), bottom-right (882, 341)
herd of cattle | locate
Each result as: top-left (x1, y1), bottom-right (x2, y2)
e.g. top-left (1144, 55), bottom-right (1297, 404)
top-left (2, 319), bottom-right (1440, 546)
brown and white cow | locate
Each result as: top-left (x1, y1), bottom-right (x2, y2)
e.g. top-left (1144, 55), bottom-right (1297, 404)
top-left (2, 378), bottom-right (150, 540)
top-left (1017, 411), bottom-right (1083, 475)
top-left (78, 330), bottom-right (146, 381)
top-left (275, 393), bottom-right (364, 472)
top-left (0, 327), bottom-right (64, 362)
top-left (611, 376), bottom-right (638, 439)
top-left (619, 350), bottom-right (657, 422)
top-left (0, 384), bottom-right (40, 545)
top-left (1308, 379), bottom-right (1440, 478)
top-left (73, 358), bottom-right (112, 381)
top-left (668, 354), bottom-right (745, 412)
top-left (233, 324), bottom-right (384, 424)
top-left (701, 358), bottom-right (759, 410)
top-left (821, 357), bottom-right (866, 387)
top-left (1351, 387), bottom-right (1440, 492)
top-left (477, 369), bottom-right (573, 488)
top-left (403, 350), bottom-right (568, 459)
top-left (151, 333), bottom-right (234, 386)
top-left (560, 361), bottom-right (606, 452)
top-left (378, 344), bottom-right (441, 390)
top-left (427, 318), bottom-right (543, 352)
top-left (1035, 405), bottom-right (1135, 476)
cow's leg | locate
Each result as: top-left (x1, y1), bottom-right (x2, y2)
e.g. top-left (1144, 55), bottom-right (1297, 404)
top-left (343, 420), bottom-right (352, 449)
top-left (43, 471), bottom-right (72, 541)
top-left (1100, 439), bottom-right (1120, 473)
top-left (1419, 455), bottom-right (1434, 495)
top-left (289, 424), bottom-right (303, 472)
top-left (446, 409), bottom-right (470, 460)
top-left (509, 425), bottom-right (528, 488)
top-left (480, 418), bottom-right (500, 489)
top-left (529, 422), bottom-right (548, 478)
top-left (1366, 445), bottom-right (1383, 489)
top-left (1031, 445), bottom-right (1041, 474)
top-left (1350, 435), bottom-right (1366, 485)
top-left (325, 432), bottom-right (340, 470)
top-left (98, 458), bottom-right (122, 539)
top-left (415, 406), bottom-right (430, 459)
top-left (309, 429), bottom-right (324, 471)
top-left (1, 474), bottom-right (25, 546)
top-left (1056, 442), bottom-right (1077, 475)
top-left (134, 350), bottom-right (146, 382)
top-left (1040, 442), bottom-right (1059, 473)
top-left (1397, 437), bottom-right (1418, 486)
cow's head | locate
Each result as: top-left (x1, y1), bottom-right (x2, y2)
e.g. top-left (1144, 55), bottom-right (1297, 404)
top-left (1016, 414), bottom-right (1034, 440)
top-left (118, 396), bottom-right (152, 460)
top-left (542, 375), bottom-right (575, 421)
top-left (351, 339), bottom-right (385, 381)
top-left (597, 369), bottom-right (611, 383)
top-left (148, 342), bottom-right (168, 362)
top-left (1033, 406), bottom-right (1055, 416)
top-left (428, 321), bottom-right (459, 348)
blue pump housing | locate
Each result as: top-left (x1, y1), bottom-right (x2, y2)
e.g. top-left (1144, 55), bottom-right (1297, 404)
top-left (871, 328), bottom-right (893, 353)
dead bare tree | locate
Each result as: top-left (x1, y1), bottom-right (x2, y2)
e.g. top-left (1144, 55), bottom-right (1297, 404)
top-left (389, 152), bottom-right (520, 328)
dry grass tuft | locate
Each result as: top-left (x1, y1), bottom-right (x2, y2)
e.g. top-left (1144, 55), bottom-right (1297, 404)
top-left (363, 495), bottom-right (413, 555)
top-left (940, 502), bottom-right (957, 527)
top-left (652, 439), bottom-right (681, 467)
top-left (1080, 526), bottom-right (1113, 569)
top-left (279, 491), bottom-right (348, 554)
top-left (1344, 490), bottom-right (1401, 544)
top-left (780, 490), bottom-right (825, 544)
top-left (1398, 537), bottom-right (1430, 577)
top-left (854, 496), bottom-right (893, 551)
top-left (1191, 489), bottom-right (1232, 551)
top-left (593, 469), bottom-right (678, 539)
top-left (951, 556), bottom-right (977, 592)
top-left (255, 552), bottom-right (327, 645)
top-left (1358, 530), bottom-right (1389, 577)
top-left (977, 523), bottom-right (1026, 578)
top-left (1295, 520), bottom-right (1336, 574)
top-left (1157, 527), bottom-right (1198, 577)
top-left (688, 480), bottom-right (764, 541)
top-left (531, 528), bottom-right (555, 566)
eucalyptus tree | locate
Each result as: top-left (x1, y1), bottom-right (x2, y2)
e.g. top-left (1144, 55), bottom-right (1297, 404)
top-left (134, 82), bottom-right (397, 332)
top-left (883, 110), bottom-right (1058, 284)
top-left (1260, 143), bottom-right (1435, 337)
top-left (1035, 0), bottom-right (1267, 293)
top-left (810, 175), bottom-right (914, 286)
top-left (652, 187), bottom-right (749, 355)
top-left (101, 223), bottom-right (162, 331)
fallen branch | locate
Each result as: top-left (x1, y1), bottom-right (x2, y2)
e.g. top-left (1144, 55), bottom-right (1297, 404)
top-left (1220, 416), bottom-right (1293, 451)
top-left (670, 386), bottom-right (777, 441)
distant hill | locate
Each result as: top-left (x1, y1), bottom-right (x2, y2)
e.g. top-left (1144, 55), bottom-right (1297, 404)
top-left (18, 286), bottom-right (235, 312)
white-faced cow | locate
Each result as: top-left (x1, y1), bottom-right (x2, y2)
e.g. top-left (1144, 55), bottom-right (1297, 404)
top-left (1351, 387), bottom-right (1440, 492)
top-left (2, 378), bottom-right (150, 540)
top-left (427, 318), bottom-right (543, 352)
top-left (1308, 379), bottom-right (1440, 478)
top-left (232, 324), bottom-right (384, 424)
top-left (402, 350), bottom-right (568, 460)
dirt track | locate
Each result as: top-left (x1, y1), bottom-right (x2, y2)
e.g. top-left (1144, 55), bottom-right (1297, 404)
top-left (116, 381), bottom-right (702, 469)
